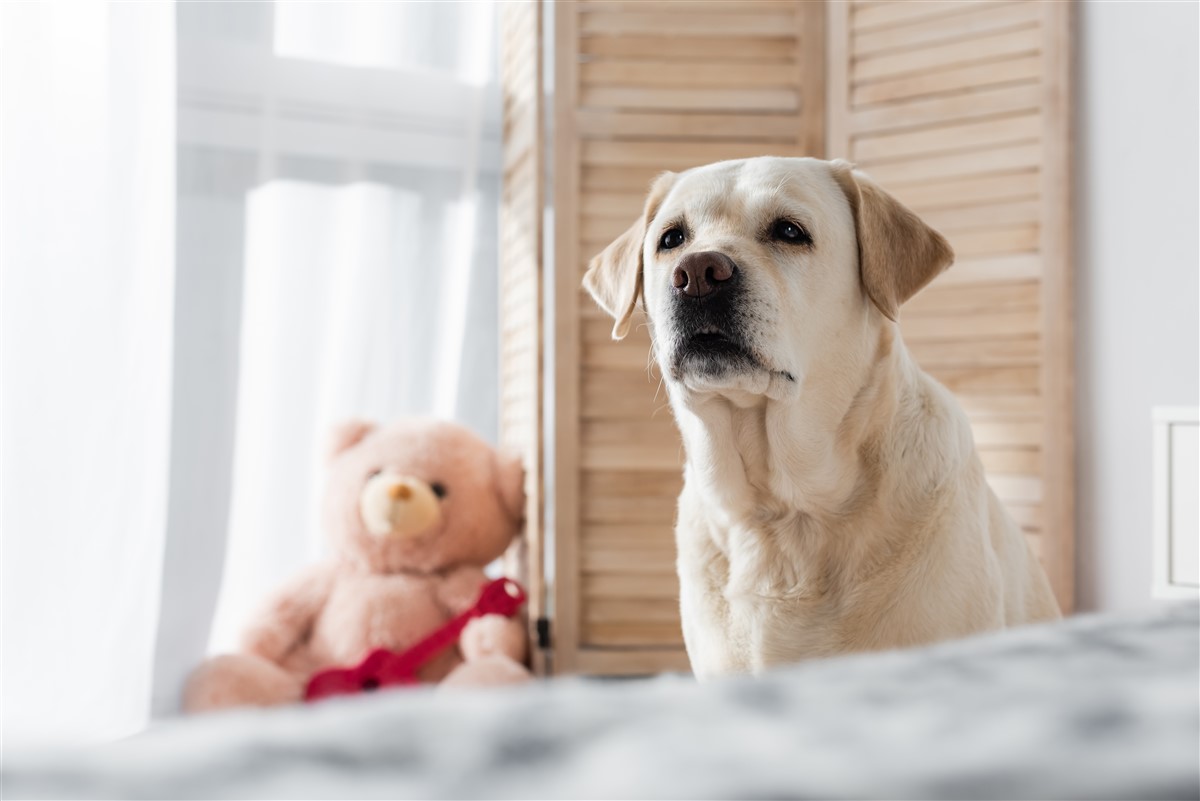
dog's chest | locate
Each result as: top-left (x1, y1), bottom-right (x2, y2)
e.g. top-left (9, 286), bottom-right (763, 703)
top-left (680, 511), bottom-right (854, 675)
top-left (731, 525), bottom-right (847, 654)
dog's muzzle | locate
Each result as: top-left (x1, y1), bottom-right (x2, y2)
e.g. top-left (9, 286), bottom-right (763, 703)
top-left (668, 251), bottom-right (762, 379)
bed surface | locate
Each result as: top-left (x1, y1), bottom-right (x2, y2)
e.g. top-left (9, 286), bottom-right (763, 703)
top-left (6, 603), bottom-right (1198, 800)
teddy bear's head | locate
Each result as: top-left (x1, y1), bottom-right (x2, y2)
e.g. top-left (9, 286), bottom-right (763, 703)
top-left (322, 418), bottom-right (524, 574)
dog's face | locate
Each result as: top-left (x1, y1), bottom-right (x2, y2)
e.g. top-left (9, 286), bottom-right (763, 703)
top-left (584, 157), bottom-right (954, 400)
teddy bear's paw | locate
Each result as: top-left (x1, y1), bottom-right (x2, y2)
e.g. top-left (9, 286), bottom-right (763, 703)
top-left (460, 614), bottom-right (527, 662)
top-left (183, 653), bottom-right (303, 713)
top-left (439, 655), bottom-right (532, 689)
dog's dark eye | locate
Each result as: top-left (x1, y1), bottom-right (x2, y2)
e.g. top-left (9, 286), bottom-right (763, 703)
top-left (659, 228), bottom-right (686, 251)
top-left (772, 219), bottom-right (812, 246)
top-left (367, 469), bottom-right (383, 480)
top-left (430, 482), bottom-right (447, 499)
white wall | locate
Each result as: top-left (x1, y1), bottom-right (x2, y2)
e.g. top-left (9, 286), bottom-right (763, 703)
top-left (1075, 0), bottom-right (1200, 612)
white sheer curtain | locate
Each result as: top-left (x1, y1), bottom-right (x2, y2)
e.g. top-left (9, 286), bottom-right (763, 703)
top-left (0, 2), bottom-right (176, 746)
top-left (210, 182), bottom-right (427, 651)
top-left (2, 1), bottom-right (500, 747)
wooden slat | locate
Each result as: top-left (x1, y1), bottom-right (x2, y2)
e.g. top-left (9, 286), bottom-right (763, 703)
top-left (584, 573), bottom-right (680, 600)
top-left (573, 647), bottom-right (691, 676)
top-left (853, 0), bottom-right (1010, 33)
top-left (978, 448), bottom-right (1040, 475)
top-left (853, 54), bottom-right (1041, 107)
top-left (854, 2), bottom-right (1040, 58)
top-left (854, 27), bottom-right (1040, 82)
top-left (891, 170), bottom-right (1040, 212)
top-left (956, 394), bottom-right (1043, 419)
top-left (949, 224), bottom-right (1040, 259)
top-left (853, 112), bottom-right (1041, 164)
top-left (581, 86), bottom-right (800, 113)
top-left (583, 496), bottom-right (678, 524)
top-left (585, 599), bottom-right (681, 624)
top-left (577, 110), bottom-right (806, 142)
top-left (921, 199), bottom-right (1041, 234)
top-left (581, 10), bottom-right (797, 37)
top-left (582, 369), bottom-right (670, 419)
top-left (581, 1), bottom-right (799, 11)
top-left (1037, 0), bottom-right (1075, 611)
top-left (582, 546), bottom-right (677, 574)
top-left (497, 0), bottom-right (546, 674)
top-left (584, 140), bottom-right (805, 169)
top-left (581, 61), bottom-right (799, 89)
top-left (583, 469), bottom-right (683, 498)
top-left (581, 35), bottom-right (797, 62)
top-left (908, 337), bottom-right (1040, 369)
top-left (582, 623), bottom-right (686, 647)
top-left (859, 142), bottom-right (1041, 186)
top-left (551, 0), bottom-right (583, 673)
top-left (987, 474), bottom-right (1043, 504)
top-left (934, 253), bottom-right (1041, 286)
top-left (906, 280), bottom-right (1040, 316)
top-left (850, 83), bottom-right (1044, 135)
top-left (929, 365), bottom-right (1040, 394)
top-left (903, 309), bottom-right (1041, 342)
top-left (972, 421), bottom-right (1044, 448)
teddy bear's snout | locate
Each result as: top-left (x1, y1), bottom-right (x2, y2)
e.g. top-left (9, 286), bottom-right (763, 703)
top-left (359, 472), bottom-right (442, 539)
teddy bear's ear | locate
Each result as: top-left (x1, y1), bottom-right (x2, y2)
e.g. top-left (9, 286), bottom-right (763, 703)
top-left (493, 450), bottom-right (526, 525)
top-left (326, 419), bottom-right (375, 461)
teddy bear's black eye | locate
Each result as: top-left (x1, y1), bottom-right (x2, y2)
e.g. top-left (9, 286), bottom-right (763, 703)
top-left (430, 482), bottom-right (447, 499)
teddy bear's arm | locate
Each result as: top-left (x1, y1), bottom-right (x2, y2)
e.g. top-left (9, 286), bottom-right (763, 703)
top-left (240, 563), bottom-right (338, 663)
top-left (437, 566), bottom-right (529, 664)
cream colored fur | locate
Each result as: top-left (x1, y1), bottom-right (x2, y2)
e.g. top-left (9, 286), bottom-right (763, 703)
top-left (584, 157), bottom-right (1060, 679)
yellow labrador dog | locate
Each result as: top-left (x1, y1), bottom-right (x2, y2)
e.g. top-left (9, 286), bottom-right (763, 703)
top-left (584, 157), bottom-right (1060, 679)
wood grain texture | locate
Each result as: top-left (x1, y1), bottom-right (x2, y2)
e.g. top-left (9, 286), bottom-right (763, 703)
top-left (1037, 0), bottom-right (1075, 612)
top-left (551, 0), bottom-right (584, 673)
top-left (498, 0), bottom-right (546, 674)
top-left (830, 0), bottom-right (1075, 610)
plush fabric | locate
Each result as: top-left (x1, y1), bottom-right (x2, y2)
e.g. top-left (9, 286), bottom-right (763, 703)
top-left (183, 418), bottom-right (531, 713)
top-left (7, 603), bottom-right (1197, 800)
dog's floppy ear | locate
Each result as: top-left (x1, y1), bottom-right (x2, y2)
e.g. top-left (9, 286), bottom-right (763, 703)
top-left (830, 160), bottom-right (954, 321)
top-left (583, 171), bottom-right (677, 340)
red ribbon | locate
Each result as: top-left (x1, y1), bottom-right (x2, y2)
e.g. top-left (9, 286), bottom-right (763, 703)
top-left (304, 577), bottom-right (527, 702)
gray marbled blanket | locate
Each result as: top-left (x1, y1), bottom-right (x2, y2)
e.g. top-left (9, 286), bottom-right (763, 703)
top-left (6, 603), bottom-right (1198, 800)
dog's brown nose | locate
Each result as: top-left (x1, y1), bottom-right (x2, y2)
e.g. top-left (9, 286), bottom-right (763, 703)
top-left (672, 251), bottom-right (737, 298)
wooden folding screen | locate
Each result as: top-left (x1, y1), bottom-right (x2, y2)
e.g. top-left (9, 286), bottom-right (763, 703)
top-left (499, 0), bottom-right (1075, 677)
top-left (827, 0), bottom-right (1074, 611)
top-left (498, 0), bottom-right (546, 671)
top-left (547, 0), bottom-right (826, 674)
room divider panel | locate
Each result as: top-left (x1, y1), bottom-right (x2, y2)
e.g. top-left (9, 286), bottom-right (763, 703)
top-left (827, 0), bottom-right (1075, 613)
top-left (499, 0), bottom-right (1074, 676)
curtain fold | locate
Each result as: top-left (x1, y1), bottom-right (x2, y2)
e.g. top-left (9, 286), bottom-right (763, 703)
top-left (0, 1), bottom-right (176, 746)
top-left (2, 0), bottom-right (499, 744)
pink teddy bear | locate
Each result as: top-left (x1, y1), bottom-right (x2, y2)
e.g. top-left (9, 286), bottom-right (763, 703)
top-left (185, 418), bottom-right (531, 712)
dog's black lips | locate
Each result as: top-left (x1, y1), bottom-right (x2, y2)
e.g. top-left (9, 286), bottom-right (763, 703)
top-left (668, 281), bottom-right (765, 379)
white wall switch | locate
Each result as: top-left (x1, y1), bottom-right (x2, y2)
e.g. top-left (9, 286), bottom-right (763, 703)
top-left (1153, 407), bottom-right (1199, 599)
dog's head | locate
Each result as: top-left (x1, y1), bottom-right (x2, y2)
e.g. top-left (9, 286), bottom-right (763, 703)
top-left (583, 157), bottom-right (953, 399)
